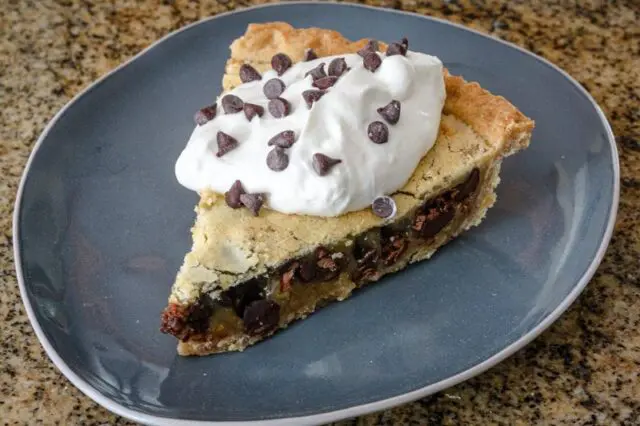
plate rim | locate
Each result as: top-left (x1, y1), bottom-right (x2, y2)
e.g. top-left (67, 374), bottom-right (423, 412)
top-left (12, 2), bottom-right (620, 425)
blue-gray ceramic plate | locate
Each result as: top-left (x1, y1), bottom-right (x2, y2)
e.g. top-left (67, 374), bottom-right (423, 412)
top-left (14, 2), bottom-right (618, 425)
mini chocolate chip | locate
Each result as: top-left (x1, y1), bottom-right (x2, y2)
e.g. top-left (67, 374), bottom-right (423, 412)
top-left (377, 100), bottom-right (401, 124)
top-left (268, 130), bottom-right (296, 148)
top-left (243, 103), bottom-right (264, 121)
top-left (367, 121), bottom-right (389, 144)
top-left (263, 78), bottom-right (286, 99)
top-left (305, 62), bottom-right (326, 81)
top-left (312, 76), bottom-right (338, 90)
top-left (302, 90), bottom-right (326, 109)
top-left (386, 42), bottom-right (407, 56)
top-left (271, 53), bottom-right (292, 76)
top-left (216, 131), bottom-right (239, 156)
top-left (328, 57), bottom-right (348, 77)
top-left (303, 48), bottom-right (318, 61)
top-left (358, 39), bottom-right (379, 57)
top-left (194, 105), bottom-right (216, 125)
top-left (225, 180), bottom-right (245, 209)
top-left (312, 153), bottom-right (342, 176)
top-left (266, 147), bottom-right (289, 171)
top-left (372, 196), bottom-right (397, 218)
top-left (239, 193), bottom-right (264, 216)
top-left (239, 64), bottom-right (262, 83)
top-left (268, 97), bottom-right (290, 118)
top-left (243, 299), bottom-right (280, 335)
top-left (363, 52), bottom-right (382, 72)
top-left (221, 94), bottom-right (243, 113)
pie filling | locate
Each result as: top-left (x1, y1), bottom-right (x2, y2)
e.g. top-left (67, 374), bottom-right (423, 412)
top-left (161, 167), bottom-right (481, 342)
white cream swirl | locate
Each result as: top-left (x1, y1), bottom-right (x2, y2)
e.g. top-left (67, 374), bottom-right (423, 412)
top-left (175, 51), bottom-right (445, 217)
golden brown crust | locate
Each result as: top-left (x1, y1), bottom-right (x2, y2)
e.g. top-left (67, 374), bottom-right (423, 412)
top-left (443, 70), bottom-right (535, 156)
top-left (170, 23), bottom-right (534, 355)
top-left (230, 22), bottom-right (380, 62)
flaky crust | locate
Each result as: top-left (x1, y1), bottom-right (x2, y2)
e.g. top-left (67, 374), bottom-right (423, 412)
top-left (172, 23), bottom-right (534, 354)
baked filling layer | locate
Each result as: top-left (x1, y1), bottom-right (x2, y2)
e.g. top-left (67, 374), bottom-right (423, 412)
top-left (161, 167), bottom-right (480, 346)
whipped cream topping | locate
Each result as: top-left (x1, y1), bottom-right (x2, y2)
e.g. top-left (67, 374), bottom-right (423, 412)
top-left (175, 50), bottom-right (445, 217)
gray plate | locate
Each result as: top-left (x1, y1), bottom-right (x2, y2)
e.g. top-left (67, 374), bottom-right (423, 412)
top-left (14, 2), bottom-right (618, 425)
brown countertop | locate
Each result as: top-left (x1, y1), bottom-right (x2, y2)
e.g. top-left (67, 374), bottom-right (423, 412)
top-left (1, 0), bottom-right (638, 424)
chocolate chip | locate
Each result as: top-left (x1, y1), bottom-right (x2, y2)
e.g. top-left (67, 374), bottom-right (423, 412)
top-left (386, 42), bottom-right (407, 57)
top-left (401, 37), bottom-right (409, 50)
top-left (185, 295), bottom-right (215, 335)
top-left (452, 168), bottom-right (480, 201)
top-left (268, 130), bottom-right (296, 148)
top-left (298, 259), bottom-right (317, 282)
top-left (357, 39), bottom-right (379, 57)
top-left (302, 90), bottom-right (325, 109)
top-left (363, 52), bottom-right (382, 72)
top-left (263, 78), bottom-right (286, 99)
top-left (221, 94), bottom-right (243, 113)
top-left (317, 256), bottom-right (340, 281)
top-left (328, 57), bottom-right (348, 77)
top-left (271, 53), bottom-right (292, 76)
top-left (372, 196), bottom-right (397, 218)
top-left (218, 292), bottom-right (233, 307)
top-left (160, 296), bottom-right (216, 339)
top-left (216, 131), bottom-right (239, 157)
top-left (194, 105), bottom-right (217, 125)
top-left (318, 247), bottom-right (337, 260)
top-left (268, 97), bottom-right (290, 118)
top-left (312, 153), bottom-right (342, 176)
top-left (303, 48), bottom-right (318, 61)
top-left (243, 299), bottom-right (280, 335)
top-left (377, 100), bottom-right (401, 125)
top-left (239, 64), bottom-right (262, 83)
top-left (224, 180), bottom-right (245, 209)
top-left (381, 236), bottom-right (407, 266)
top-left (243, 103), bottom-right (264, 121)
top-left (266, 147), bottom-right (289, 172)
top-left (226, 278), bottom-right (265, 317)
top-left (239, 193), bottom-right (264, 216)
top-left (312, 76), bottom-right (338, 90)
top-left (367, 121), bottom-right (389, 144)
top-left (305, 62), bottom-right (326, 81)
top-left (413, 200), bottom-right (455, 238)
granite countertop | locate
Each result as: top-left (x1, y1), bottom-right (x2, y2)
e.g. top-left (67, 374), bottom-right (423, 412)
top-left (1, 0), bottom-right (638, 424)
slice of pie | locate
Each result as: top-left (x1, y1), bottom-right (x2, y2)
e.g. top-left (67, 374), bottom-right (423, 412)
top-left (161, 23), bottom-right (534, 356)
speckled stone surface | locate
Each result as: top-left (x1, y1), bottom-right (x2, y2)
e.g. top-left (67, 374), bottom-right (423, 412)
top-left (1, 0), bottom-right (638, 424)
